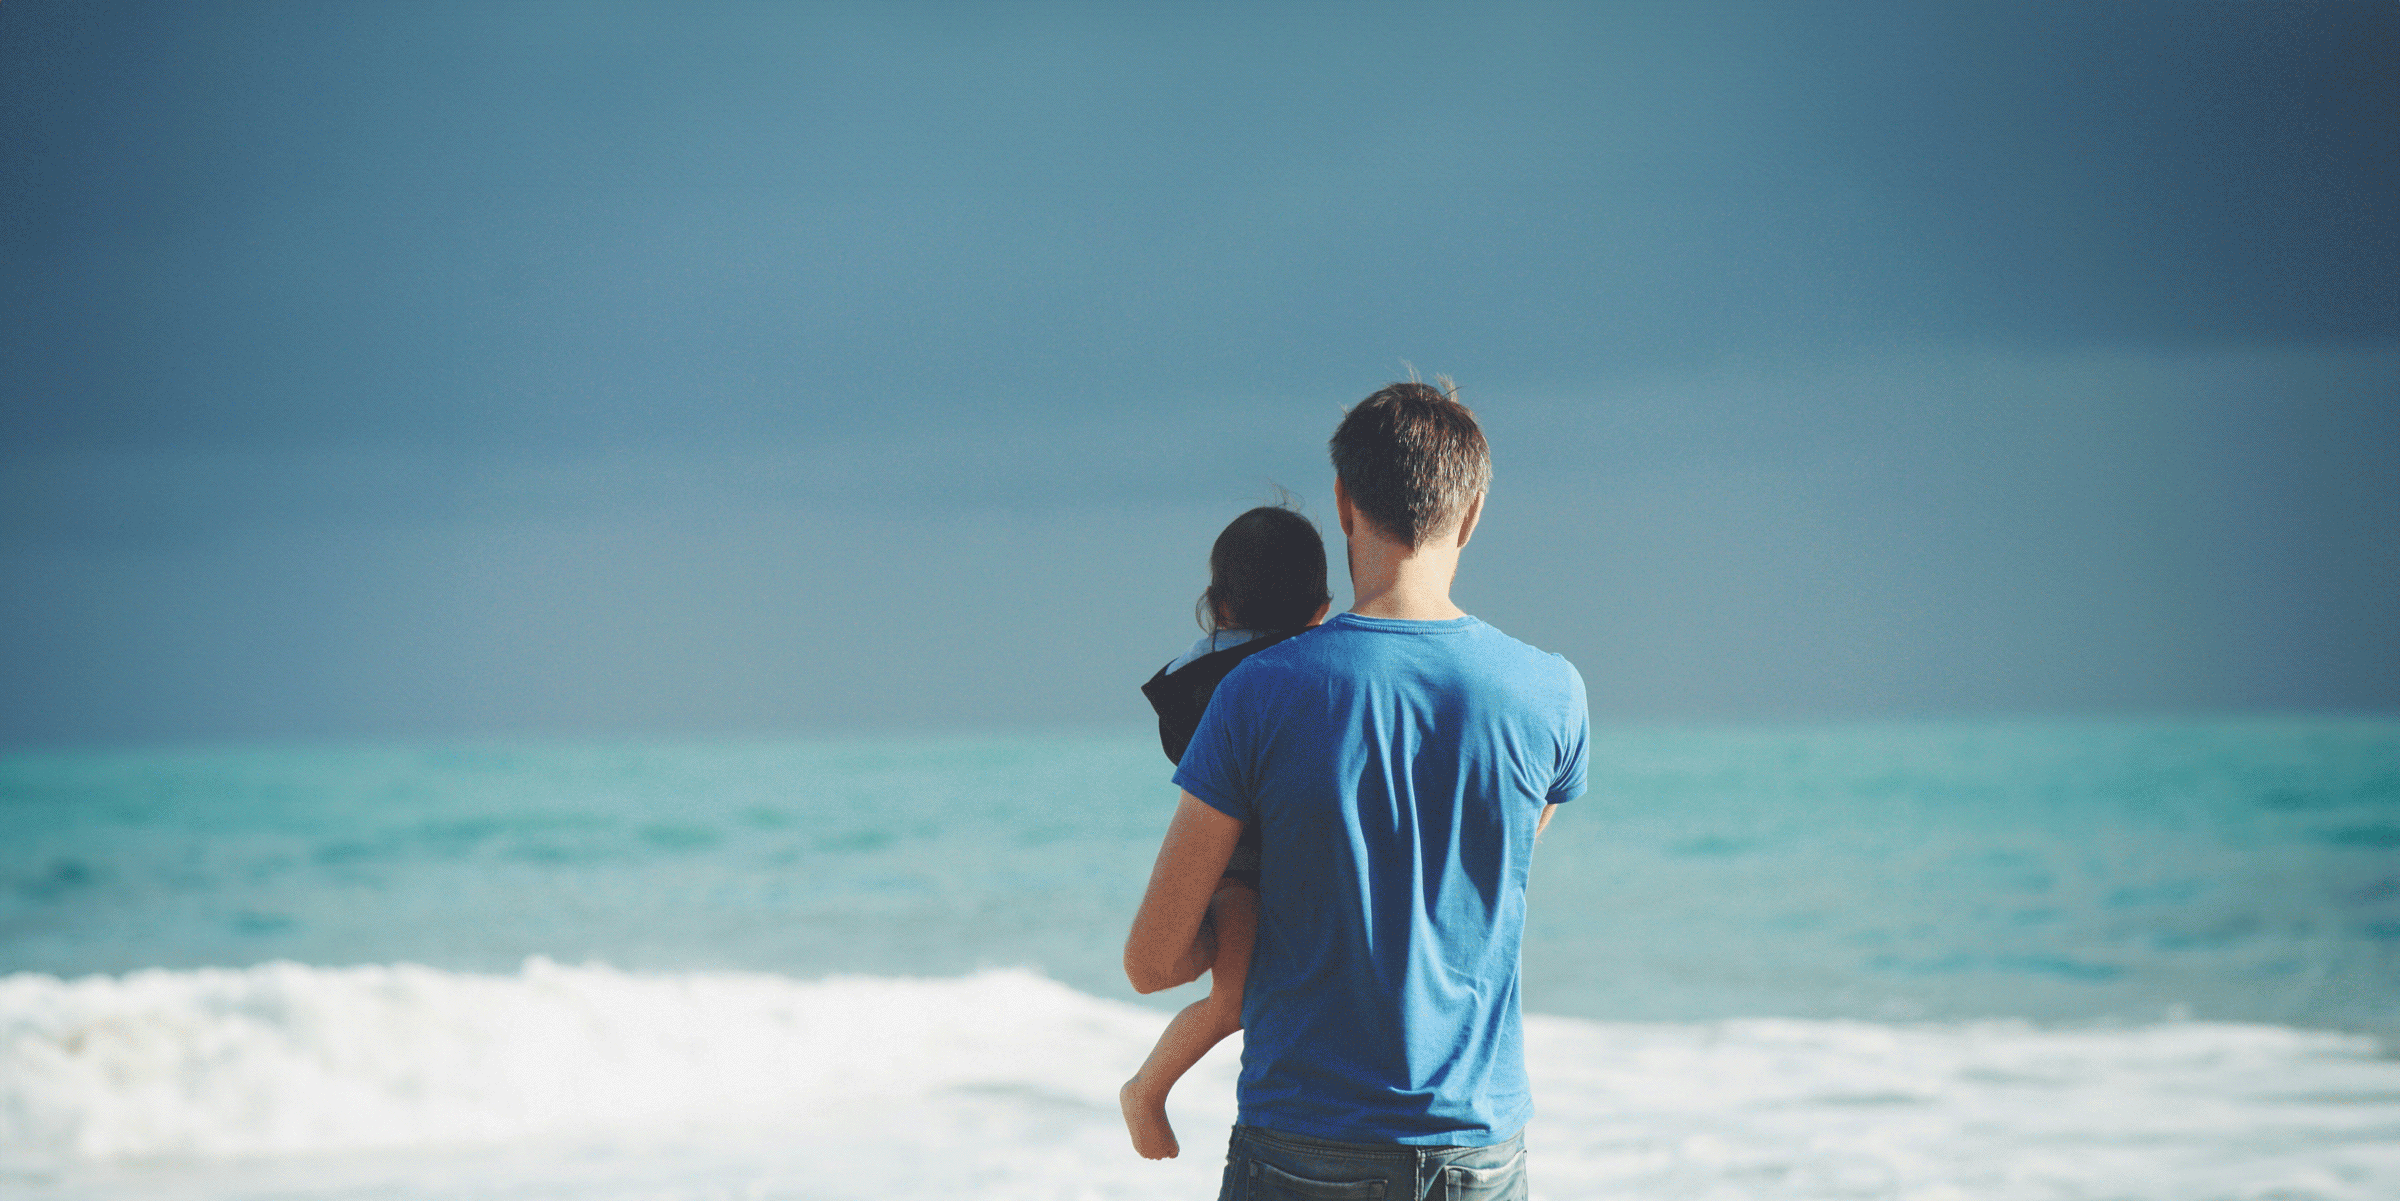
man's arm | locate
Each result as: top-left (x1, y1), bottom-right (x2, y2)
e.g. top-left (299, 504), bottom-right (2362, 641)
top-left (1124, 792), bottom-right (1245, 994)
top-left (1537, 802), bottom-right (1557, 841)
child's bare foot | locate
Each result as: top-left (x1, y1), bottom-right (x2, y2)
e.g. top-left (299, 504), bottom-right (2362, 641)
top-left (1119, 1076), bottom-right (1180, 1159)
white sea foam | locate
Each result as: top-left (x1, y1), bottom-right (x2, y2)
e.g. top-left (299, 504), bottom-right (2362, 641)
top-left (0, 960), bottom-right (1175, 1160)
top-left (3, 962), bottom-right (2396, 1200)
top-left (1526, 1013), bottom-right (2400, 1200)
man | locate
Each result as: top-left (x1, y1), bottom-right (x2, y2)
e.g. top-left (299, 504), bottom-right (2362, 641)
top-left (1124, 380), bottom-right (1588, 1200)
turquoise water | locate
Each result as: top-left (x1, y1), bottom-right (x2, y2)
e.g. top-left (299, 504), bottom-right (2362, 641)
top-left (4, 718), bottom-right (2397, 1199)
top-left (5, 718), bottom-right (2394, 1036)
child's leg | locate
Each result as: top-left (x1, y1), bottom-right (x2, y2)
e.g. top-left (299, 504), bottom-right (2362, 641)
top-left (1120, 879), bottom-right (1257, 1159)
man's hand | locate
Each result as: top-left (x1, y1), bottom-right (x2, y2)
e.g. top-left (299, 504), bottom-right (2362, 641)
top-left (1162, 910), bottom-right (1219, 989)
top-left (1124, 792), bottom-right (1243, 994)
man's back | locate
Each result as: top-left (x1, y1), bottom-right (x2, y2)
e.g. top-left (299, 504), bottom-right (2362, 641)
top-left (1174, 611), bottom-right (1587, 1145)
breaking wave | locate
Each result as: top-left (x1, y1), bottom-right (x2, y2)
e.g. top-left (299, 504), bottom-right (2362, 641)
top-left (4, 961), bottom-right (2396, 1199)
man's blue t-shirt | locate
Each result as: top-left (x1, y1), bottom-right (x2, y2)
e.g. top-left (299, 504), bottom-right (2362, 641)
top-left (1172, 611), bottom-right (1588, 1146)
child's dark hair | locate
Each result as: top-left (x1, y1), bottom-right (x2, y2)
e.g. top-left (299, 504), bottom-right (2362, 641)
top-left (1199, 505), bottom-right (1332, 634)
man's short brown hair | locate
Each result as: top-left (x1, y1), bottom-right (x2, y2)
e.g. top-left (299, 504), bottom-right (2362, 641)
top-left (1328, 380), bottom-right (1491, 547)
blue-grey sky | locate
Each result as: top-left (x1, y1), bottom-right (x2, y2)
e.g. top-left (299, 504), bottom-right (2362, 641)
top-left (3, 1), bottom-right (2393, 748)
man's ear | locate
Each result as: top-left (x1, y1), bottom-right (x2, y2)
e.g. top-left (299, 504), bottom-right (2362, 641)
top-left (1453, 491), bottom-right (1484, 549)
top-left (1333, 477), bottom-right (1354, 539)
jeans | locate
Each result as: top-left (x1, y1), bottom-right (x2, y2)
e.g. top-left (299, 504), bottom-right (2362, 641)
top-left (1216, 1124), bottom-right (1528, 1201)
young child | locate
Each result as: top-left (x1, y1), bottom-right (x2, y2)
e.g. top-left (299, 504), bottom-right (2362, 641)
top-left (1122, 504), bottom-right (1331, 1160)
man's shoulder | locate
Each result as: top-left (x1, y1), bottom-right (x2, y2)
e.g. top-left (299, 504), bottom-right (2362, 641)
top-left (1460, 617), bottom-right (1569, 659)
top-left (1456, 619), bottom-right (1585, 691)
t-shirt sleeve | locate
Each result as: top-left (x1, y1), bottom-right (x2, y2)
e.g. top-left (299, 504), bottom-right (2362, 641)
top-left (1170, 666), bottom-right (1255, 825)
top-left (1547, 660), bottom-right (1590, 805)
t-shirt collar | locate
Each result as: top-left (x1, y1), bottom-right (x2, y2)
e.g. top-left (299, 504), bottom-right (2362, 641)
top-left (1328, 612), bottom-right (1479, 634)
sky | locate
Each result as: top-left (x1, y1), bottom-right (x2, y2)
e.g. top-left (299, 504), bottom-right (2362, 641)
top-left (2, 1), bottom-right (2394, 748)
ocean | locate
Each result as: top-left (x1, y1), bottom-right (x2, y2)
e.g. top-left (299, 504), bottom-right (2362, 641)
top-left (2, 718), bottom-right (2395, 1199)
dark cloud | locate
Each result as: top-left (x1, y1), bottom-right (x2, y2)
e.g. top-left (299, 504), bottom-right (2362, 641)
top-left (1, 2), bottom-right (2391, 745)
top-left (7, 2), bottom-right (2388, 450)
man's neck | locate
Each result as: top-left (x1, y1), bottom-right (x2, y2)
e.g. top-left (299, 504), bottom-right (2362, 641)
top-left (1346, 538), bottom-right (1466, 621)
top-left (1334, 483), bottom-right (1481, 622)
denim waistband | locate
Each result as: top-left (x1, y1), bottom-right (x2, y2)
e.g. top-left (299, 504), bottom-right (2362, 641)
top-left (1224, 1125), bottom-right (1528, 1201)
top-left (1237, 1124), bottom-right (1523, 1159)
